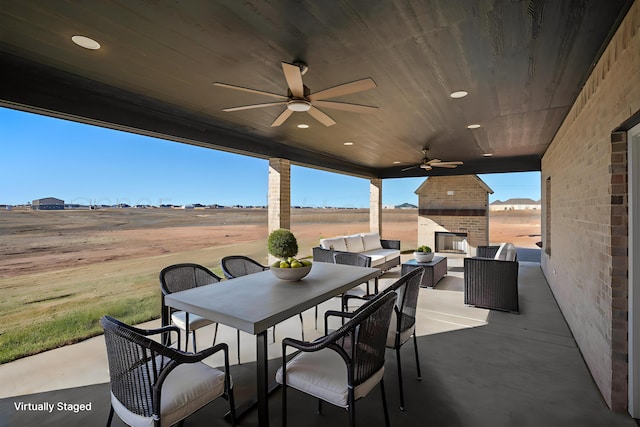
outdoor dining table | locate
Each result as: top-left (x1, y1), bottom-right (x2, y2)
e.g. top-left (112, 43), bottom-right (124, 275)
top-left (164, 260), bottom-right (381, 427)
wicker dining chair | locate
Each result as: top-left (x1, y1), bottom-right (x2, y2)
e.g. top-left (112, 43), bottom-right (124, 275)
top-left (100, 315), bottom-right (236, 427)
top-left (221, 255), bottom-right (306, 354)
top-left (276, 291), bottom-right (398, 427)
top-left (159, 263), bottom-right (222, 352)
top-left (342, 266), bottom-right (424, 411)
top-left (333, 252), bottom-right (379, 312)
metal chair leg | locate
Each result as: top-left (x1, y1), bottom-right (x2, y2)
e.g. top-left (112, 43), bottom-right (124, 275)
top-left (396, 346), bottom-right (405, 411)
top-left (380, 379), bottom-right (391, 427)
top-left (299, 313), bottom-right (305, 341)
top-left (413, 332), bottom-right (422, 380)
top-left (106, 405), bottom-right (114, 427)
top-left (236, 329), bottom-right (241, 364)
top-left (212, 323), bottom-right (219, 346)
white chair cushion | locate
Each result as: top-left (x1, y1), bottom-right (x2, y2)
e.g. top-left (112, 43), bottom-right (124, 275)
top-left (171, 311), bottom-right (213, 331)
top-left (111, 360), bottom-right (226, 427)
top-left (503, 243), bottom-right (517, 261)
top-left (344, 234), bottom-right (365, 253)
top-left (494, 242), bottom-right (507, 260)
top-left (275, 348), bottom-right (384, 408)
top-left (361, 233), bottom-right (383, 251)
top-left (386, 310), bottom-right (415, 348)
top-left (320, 237), bottom-right (348, 252)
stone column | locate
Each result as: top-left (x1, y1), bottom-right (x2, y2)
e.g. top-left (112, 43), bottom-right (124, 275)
top-left (370, 178), bottom-right (382, 235)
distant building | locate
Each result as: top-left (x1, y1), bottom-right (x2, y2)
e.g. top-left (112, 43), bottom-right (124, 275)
top-left (395, 202), bottom-right (417, 209)
top-left (490, 198), bottom-right (541, 211)
top-left (32, 197), bottom-right (64, 210)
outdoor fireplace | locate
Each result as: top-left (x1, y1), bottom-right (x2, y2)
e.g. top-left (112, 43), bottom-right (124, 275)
top-left (435, 231), bottom-right (468, 254)
top-left (415, 176), bottom-right (493, 256)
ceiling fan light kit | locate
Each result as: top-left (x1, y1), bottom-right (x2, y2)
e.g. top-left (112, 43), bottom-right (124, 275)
top-left (287, 100), bottom-right (311, 112)
top-left (214, 61), bottom-right (377, 127)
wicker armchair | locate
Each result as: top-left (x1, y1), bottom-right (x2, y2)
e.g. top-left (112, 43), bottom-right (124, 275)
top-left (100, 315), bottom-right (236, 427)
top-left (464, 243), bottom-right (519, 312)
top-left (160, 263), bottom-right (222, 352)
top-left (276, 291), bottom-right (398, 427)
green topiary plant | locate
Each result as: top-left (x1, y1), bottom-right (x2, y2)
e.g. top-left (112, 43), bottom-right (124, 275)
top-left (416, 245), bottom-right (432, 253)
top-left (267, 229), bottom-right (311, 273)
top-left (267, 229), bottom-right (299, 260)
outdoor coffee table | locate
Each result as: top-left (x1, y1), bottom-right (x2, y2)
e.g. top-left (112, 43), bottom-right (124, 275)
top-left (164, 261), bottom-right (381, 427)
top-left (401, 256), bottom-right (448, 288)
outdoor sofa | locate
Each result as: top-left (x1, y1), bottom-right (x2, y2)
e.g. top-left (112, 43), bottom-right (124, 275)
top-left (312, 232), bottom-right (401, 272)
top-left (464, 242), bottom-right (519, 313)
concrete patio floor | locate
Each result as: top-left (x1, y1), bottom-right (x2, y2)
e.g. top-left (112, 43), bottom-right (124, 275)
top-left (1, 250), bottom-right (637, 426)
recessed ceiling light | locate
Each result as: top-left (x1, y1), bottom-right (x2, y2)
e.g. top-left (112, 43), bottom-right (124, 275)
top-left (393, 161), bottom-right (400, 164)
top-left (71, 35), bottom-right (101, 50)
top-left (467, 124), bottom-right (481, 129)
top-left (483, 153), bottom-right (493, 157)
top-left (344, 141), bottom-right (354, 146)
top-left (297, 124), bottom-right (309, 129)
top-left (450, 90), bottom-right (468, 99)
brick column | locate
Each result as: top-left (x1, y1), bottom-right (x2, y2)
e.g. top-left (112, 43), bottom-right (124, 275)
top-left (370, 178), bottom-right (382, 235)
top-left (609, 131), bottom-right (629, 411)
top-left (268, 158), bottom-right (291, 234)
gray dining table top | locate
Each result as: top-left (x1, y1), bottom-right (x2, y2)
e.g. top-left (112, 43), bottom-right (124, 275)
top-left (164, 261), bottom-right (380, 335)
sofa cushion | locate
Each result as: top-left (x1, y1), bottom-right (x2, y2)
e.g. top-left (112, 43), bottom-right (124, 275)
top-left (364, 248), bottom-right (401, 263)
top-left (345, 234), bottom-right (365, 253)
top-left (364, 252), bottom-right (387, 267)
top-left (320, 237), bottom-right (348, 252)
top-left (361, 233), bottom-right (383, 251)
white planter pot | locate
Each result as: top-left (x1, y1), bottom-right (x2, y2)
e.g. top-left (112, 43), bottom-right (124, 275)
top-left (270, 264), bottom-right (312, 281)
top-left (414, 252), bottom-right (434, 263)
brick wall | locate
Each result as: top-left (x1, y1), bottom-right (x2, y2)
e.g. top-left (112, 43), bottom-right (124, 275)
top-left (268, 158), bottom-right (290, 232)
top-left (416, 176), bottom-right (490, 253)
top-left (541, 1), bottom-right (639, 411)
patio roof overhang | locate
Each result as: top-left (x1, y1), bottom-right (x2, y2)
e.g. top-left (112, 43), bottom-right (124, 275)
top-left (0, 1), bottom-right (634, 179)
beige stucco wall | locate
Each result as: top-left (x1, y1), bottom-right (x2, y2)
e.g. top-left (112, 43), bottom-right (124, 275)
top-left (541, 1), bottom-right (639, 410)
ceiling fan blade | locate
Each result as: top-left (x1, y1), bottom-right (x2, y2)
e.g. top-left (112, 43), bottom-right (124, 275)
top-left (282, 62), bottom-right (305, 98)
top-left (432, 161), bottom-right (464, 166)
top-left (426, 159), bottom-right (442, 165)
top-left (223, 101), bottom-right (288, 112)
top-left (430, 163), bottom-right (459, 168)
top-left (312, 100), bottom-right (378, 113)
top-left (307, 106), bottom-right (336, 126)
top-left (308, 78), bottom-right (377, 101)
top-left (401, 165), bottom-right (419, 172)
top-left (213, 82), bottom-right (288, 100)
top-left (271, 108), bottom-right (294, 127)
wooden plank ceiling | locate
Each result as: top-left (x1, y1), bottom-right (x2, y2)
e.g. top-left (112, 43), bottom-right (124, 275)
top-left (0, 0), bottom-right (632, 178)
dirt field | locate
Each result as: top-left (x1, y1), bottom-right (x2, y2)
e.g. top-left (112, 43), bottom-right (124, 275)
top-left (0, 207), bottom-right (539, 361)
top-left (0, 207), bottom-right (540, 279)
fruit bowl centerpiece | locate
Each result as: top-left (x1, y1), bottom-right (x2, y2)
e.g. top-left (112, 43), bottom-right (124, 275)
top-left (268, 229), bottom-right (312, 281)
top-left (414, 245), bottom-right (434, 263)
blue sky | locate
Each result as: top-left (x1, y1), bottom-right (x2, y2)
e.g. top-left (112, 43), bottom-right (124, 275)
top-left (1, 107), bottom-right (540, 207)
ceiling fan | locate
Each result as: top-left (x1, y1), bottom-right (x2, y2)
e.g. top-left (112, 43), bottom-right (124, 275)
top-left (213, 61), bottom-right (377, 127)
top-left (401, 149), bottom-right (464, 172)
